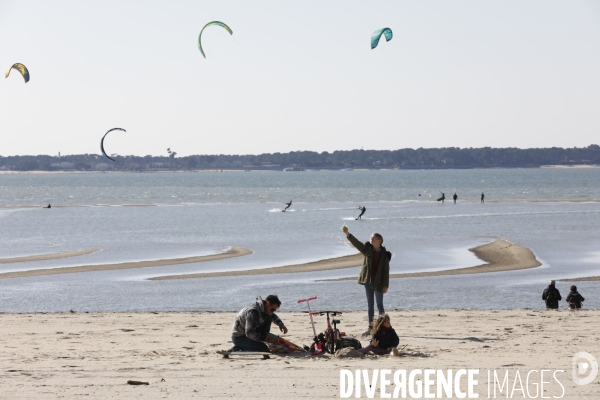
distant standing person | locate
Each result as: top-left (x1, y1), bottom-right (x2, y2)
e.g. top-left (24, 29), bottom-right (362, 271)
top-left (282, 200), bottom-right (292, 212)
top-left (453, 193), bottom-right (457, 204)
top-left (542, 280), bottom-right (562, 309)
top-left (356, 206), bottom-right (366, 220)
top-left (481, 193), bottom-right (485, 203)
top-left (342, 225), bottom-right (391, 336)
top-left (566, 285), bottom-right (585, 310)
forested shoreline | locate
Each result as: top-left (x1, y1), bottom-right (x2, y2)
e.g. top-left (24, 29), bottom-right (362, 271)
top-left (1, 145), bottom-right (598, 171)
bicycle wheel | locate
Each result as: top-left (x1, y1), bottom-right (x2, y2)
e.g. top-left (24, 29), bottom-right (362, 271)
top-left (326, 331), bottom-right (335, 354)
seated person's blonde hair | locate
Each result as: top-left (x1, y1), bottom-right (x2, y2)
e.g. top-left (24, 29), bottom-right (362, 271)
top-left (370, 313), bottom-right (390, 335)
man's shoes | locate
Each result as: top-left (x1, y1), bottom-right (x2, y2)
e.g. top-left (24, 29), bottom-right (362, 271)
top-left (392, 347), bottom-right (399, 357)
top-left (361, 328), bottom-right (371, 337)
top-left (228, 346), bottom-right (241, 353)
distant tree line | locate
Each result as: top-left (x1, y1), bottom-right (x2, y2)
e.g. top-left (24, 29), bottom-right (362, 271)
top-left (0, 145), bottom-right (599, 171)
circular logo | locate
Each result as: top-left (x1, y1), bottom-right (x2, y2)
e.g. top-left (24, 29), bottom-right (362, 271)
top-left (572, 352), bottom-right (598, 386)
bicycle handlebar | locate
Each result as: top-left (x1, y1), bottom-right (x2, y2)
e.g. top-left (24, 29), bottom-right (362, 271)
top-left (309, 311), bottom-right (343, 316)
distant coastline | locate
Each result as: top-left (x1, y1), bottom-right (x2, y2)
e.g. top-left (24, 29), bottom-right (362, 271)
top-left (1, 145), bottom-right (598, 172)
top-left (2, 165), bottom-right (600, 175)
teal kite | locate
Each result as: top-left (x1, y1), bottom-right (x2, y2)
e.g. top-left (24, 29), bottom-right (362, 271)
top-left (371, 28), bottom-right (393, 49)
top-left (198, 21), bottom-right (233, 58)
top-left (4, 63), bottom-right (30, 83)
top-left (100, 128), bottom-right (126, 162)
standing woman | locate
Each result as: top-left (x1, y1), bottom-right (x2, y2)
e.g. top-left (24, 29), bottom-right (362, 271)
top-left (342, 226), bottom-right (392, 336)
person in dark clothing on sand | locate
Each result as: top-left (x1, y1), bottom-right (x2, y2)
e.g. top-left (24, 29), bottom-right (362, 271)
top-left (438, 193), bottom-right (445, 204)
top-left (282, 200), bottom-right (292, 212)
top-left (481, 193), bottom-right (485, 203)
top-left (230, 295), bottom-right (288, 352)
top-left (453, 193), bottom-right (457, 204)
top-left (44, 204), bottom-right (51, 209)
top-left (342, 226), bottom-right (391, 336)
top-left (542, 280), bottom-right (562, 309)
top-left (356, 206), bottom-right (366, 220)
top-left (566, 285), bottom-right (585, 309)
top-left (358, 314), bottom-right (400, 356)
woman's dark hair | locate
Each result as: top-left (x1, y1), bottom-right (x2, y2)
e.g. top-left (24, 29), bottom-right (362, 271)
top-left (266, 294), bottom-right (281, 307)
top-left (570, 285), bottom-right (577, 292)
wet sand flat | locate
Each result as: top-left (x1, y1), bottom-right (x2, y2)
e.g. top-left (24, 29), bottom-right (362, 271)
top-left (153, 239), bottom-right (539, 281)
top-left (0, 247), bottom-right (252, 280)
top-left (149, 253), bottom-right (364, 280)
top-left (0, 239), bottom-right (539, 281)
top-left (0, 249), bottom-right (100, 264)
top-left (560, 276), bottom-right (600, 282)
top-left (326, 239), bottom-right (541, 282)
top-left (388, 238), bottom-right (542, 279)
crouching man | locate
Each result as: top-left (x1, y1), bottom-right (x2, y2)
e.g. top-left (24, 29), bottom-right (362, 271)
top-left (231, 295), bottom-right (288, 352)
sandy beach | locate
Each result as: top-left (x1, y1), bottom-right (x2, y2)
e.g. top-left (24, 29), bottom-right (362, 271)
top-left (0, 309), bottom-right (597, 399)
top-left (0, 247), bottom-right (252, 280)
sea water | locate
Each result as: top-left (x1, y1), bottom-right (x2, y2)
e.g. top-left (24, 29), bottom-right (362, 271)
top-left (0, 169), bottom-right (599, 312)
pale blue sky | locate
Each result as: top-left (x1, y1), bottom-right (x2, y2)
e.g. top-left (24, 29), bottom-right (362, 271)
top-left (1, 1), bottom-right (599, 156)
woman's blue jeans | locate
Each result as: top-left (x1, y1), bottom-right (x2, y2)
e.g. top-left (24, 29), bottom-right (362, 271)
top-left (365, 283), bottom-right (385, 324)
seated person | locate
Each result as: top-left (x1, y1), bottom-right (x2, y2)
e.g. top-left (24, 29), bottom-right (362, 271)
top-left (358, 313), bottom-right (399, 356)
top-left (230, 295), bottom-right (288, 352)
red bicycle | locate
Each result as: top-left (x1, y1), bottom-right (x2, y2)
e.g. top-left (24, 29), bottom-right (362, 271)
top-left (311, 311), bottom-right (344, 354)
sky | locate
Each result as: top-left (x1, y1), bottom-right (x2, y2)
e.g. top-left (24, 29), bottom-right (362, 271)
top-left (1, 0), bottom-right (599, 157)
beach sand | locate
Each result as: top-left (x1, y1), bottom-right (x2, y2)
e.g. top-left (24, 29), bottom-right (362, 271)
top-left (0, 309), bottom-right (596, 399)
top-left (0, 247), bottom-right (251, 280)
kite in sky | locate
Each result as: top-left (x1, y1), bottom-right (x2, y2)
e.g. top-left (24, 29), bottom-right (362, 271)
top-left (371, 28), bottom-right (393, 49)
top-left (100, 128), bottom-right (126, 161)
top-left (4, 63), bottom-right (30, 83)
top-left (198, 21), bottom-right (233, 58)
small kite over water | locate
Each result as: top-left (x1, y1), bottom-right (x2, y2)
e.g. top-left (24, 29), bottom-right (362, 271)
top-left (100, 128), bottom-right (126, 161)
top-left (198, 21), bottom-right (233, 58)
top-left (4, 63), bottom-right (30, 83)
top-left (371, 28), bottom-right (393, 49)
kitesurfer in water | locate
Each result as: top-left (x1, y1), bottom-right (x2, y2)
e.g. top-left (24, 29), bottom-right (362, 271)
top-left (282, 200), bottom-right (292, 212)
top-left (437, 193), bottom-right (445, 204)
top-left (453, 193), bottom-right (457, 204)
top-left (356, 206), bottom-right (366, 220)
